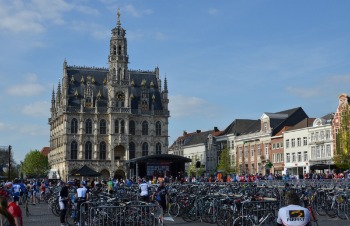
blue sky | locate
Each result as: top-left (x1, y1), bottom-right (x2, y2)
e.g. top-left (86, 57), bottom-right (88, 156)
top-left (1, 0), bottom-right (350, 163)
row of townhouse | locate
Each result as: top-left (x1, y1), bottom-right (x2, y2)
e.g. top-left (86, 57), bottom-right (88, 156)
top-left (169, 93), bottom-right (349, 177)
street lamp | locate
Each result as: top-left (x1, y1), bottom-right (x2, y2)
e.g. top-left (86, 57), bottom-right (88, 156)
top-left (8, 145), bottom-right (11, 181)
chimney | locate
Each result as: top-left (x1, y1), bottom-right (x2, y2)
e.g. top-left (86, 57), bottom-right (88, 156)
top-left (183, 130), bottom-right (187, 136)
top-left (214, 127), bottom-right (219, 132)
top-left (196, 130), bottom-right (201, 133)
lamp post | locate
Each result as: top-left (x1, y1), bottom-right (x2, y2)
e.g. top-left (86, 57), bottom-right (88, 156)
top-left (8, 145), bottom-right (11, 181)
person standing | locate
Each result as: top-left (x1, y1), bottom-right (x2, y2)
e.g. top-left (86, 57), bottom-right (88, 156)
top-left (6, 195), bottom-right (22, 226)
top-left (76, 181), bottom-right (89, 225)
top-left (139, 179), bottom-right (149, 202)
top-left (277, 191), bottom-right (311, 226)
top-left (59, 182), bottom-right (70, 226)
top-left (152, 180), bottom-right (167, 212)
top-left (10, 180), bottom-right (21, 206)
top-left (0, 196), bottom-right (15, 226)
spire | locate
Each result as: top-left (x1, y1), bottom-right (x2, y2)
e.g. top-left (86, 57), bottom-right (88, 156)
top-left (164, 75), bottom-right (168, 92)
top-left (51, 86), bottom-right (55, 106)
top-left (56, 79), bottom-right (61, 106)
top-left (117, 8), bottom-right (121, 26)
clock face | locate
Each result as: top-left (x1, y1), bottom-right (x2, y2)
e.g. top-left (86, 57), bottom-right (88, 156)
top-left (117, 92), bottom-right (125, 101)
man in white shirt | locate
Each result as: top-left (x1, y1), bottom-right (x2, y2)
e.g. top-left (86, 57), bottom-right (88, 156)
top-left (76, 181), bottom-right (89, 225)
top-left (277, 191), bottom-right (311, 226)
top-left (139, 179), bottom-right (149, 202)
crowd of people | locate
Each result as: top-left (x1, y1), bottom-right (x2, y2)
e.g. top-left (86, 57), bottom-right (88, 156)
top-left (1, 170), bottom-right (349, 226)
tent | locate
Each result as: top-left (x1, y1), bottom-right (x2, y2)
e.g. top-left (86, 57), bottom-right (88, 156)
top-left (70, 165), bottom-right (101, 177)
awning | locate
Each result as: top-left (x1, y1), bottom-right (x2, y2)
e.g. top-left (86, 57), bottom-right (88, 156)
top-left (126, 154), bottom-right (192, 163)
top-left (70, 165), bottom-right (101, 177)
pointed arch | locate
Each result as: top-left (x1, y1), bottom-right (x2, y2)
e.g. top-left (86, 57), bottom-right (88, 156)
top-left (85, 141), bottom-right (92, 160)
top-left (129, 142), bottom-right (136, 159)
top-left (129, 120), bottom-right (135, 135)
top-left (156, 142), bottom-right (162, 155)
top-left (71, 118), bottom-right (78, 134)
top-left (71, 141), bottom-right (78, 160)
top-left (100, 141), bottom-right (106, 160)
top-left (142, 142), bottom-right (148, 156)
top-left (142, 121), bottom-right (148, 135)
top-left (100, 119), bottom-right (106, 134)
top-left (156, 121), bottom-right (161, 136)
top-left (86, 119), bottom-right (92, 134)
top-left (120, 120), bottom-right (125, 134)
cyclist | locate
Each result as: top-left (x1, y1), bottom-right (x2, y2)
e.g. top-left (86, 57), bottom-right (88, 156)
top-left (139, 178), bottom-right (149, 202)
top-left (59, 182), bottom-right (71, 226)
top-left (152, 180), bottom-right (168, 212)
top-left (277, 191), bottom-right (311, 226)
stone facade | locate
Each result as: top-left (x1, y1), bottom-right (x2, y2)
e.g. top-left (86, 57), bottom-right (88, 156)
top-left (48, 11), bottom-right (169, 181)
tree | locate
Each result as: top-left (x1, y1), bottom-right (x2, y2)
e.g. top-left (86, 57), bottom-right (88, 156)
top-left (0, 146), bottom-right (18, 180)
top-left (217, 148), bottom-right (234, 175)
top-left (334, 103), bottom-right (350, 171)
top-left (21, 150), bottom-right (50, 178)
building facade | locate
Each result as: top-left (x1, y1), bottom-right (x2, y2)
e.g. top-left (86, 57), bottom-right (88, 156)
top-left (48, 11), bottom-right (169, 181)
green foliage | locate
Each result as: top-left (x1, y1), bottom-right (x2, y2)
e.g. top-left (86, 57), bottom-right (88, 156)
top-left (21, 150), bottom-right (50, 178)
top-left (0, 146), bottom-right (18, 180)
top-left (334, 104), bottom-right (350, 171)
top-left (217, 148), bottom-right (234, 175)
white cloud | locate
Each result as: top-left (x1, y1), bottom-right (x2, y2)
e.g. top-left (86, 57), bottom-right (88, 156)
top-left (286, 87), bottom-right (320, 98)
top-left (0, 0), bottom-right (73, 34)
top-left (70, 21), bottom-right (109, 39)
top-left (169, 95), bottom-right (217, 118)
top-left (208, 8), bottom-right (219, 15)
top-left (327, 75), bottom-right (350, 84)
top-left (123, 4), bottom-right (153, 17)
top-left (6, 83), bottom-right (45, 96)
top-left (127, 29), bottom-right (145, 40)
top-left (22, 101), bottom-right (50, 117)
top-left (18, 124), bottom-right (49, 136)
top-left (155, 31), bottom-right (167, 41)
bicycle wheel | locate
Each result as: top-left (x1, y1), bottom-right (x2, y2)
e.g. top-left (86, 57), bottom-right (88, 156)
top-left (314, 202), bottom-right (326, 216)
top-left (337, 201), bottom-right (349, 220)
top-left (65, 207), bottom-right (76, 225)
top-left (231, 216), bottom-right (253, 226)
top-left (168, 203), bottom-right (179, 218)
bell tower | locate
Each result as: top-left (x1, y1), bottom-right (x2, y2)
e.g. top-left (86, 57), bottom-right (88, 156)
top-left (108, 8), bottom-right (129, 82)
top-left (107, 8), bottom-right (130, 109)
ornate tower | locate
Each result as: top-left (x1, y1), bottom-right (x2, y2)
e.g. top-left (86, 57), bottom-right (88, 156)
top-left (107, 8), bottom-right (130, 108)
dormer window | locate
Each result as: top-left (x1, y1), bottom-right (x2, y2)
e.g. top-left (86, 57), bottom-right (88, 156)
top-left (264, 122), bottom-right (268, 132)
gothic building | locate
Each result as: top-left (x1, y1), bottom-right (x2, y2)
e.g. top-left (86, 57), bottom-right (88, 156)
top-left (48, 10), bottom-right (170, 181)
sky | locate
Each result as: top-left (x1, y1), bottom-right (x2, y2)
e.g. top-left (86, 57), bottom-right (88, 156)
top-left (1, 0), bottom-right (350, 164)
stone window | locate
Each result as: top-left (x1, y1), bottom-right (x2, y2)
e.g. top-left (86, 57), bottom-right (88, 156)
top-left (71, 141), bottom-right (78, 160)
top-left (100, 142), bottom-right (106, 160)
top-left (71, 118), bottom-right (78, 134)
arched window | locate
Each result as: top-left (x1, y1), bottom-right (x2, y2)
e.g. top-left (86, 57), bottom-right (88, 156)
top-left (129, 142), bottom-right (135, 159)
top-left (85, 141), bottom-right (92, 160)
top-left (113, 45), bottom-right (117, 55)
top-left (142, 121), bottom-right (148, 135)
top-left (100, 142), bottom-right (106, 160)
top-left (156, 143), bottom-right (162, 155)
top-left (86, 119), bottom-right (92, 134)
top-left (118, 45), bottom-right (122, 55)
top-left (100, 119), bottom-right (106, 134)
top-left (114, 119), bottom-right (119, 133)
top-left (129, 120), bottom-right (135, 135)
top-left (120, 120), bottom-right (125, 134)
top-left (71, 118), bottom-right (78, 134)
top-left (71, 141), bottom-right (78, 160)
top-left (156, 121), bottom-right (161, 136)
top-left (118, 68), bottom-right (121, 80)
top-left (142, 142), bottom-right (148, 156)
